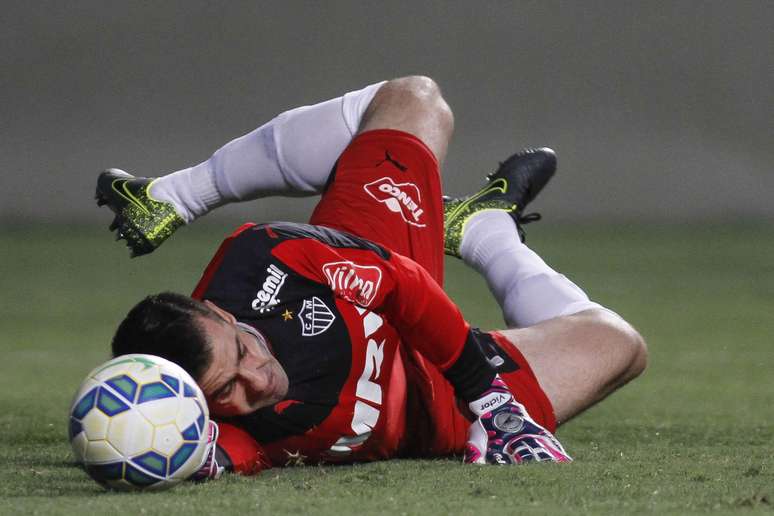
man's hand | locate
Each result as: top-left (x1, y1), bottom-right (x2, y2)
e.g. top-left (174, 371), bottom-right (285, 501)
top-left (464, 376), bottom-right (571, 465)
top-left (190, 421), bottom-right (225, 481)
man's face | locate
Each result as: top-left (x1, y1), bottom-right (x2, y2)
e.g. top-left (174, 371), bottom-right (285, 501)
top-left (196, 302), bottom-right (289, 417)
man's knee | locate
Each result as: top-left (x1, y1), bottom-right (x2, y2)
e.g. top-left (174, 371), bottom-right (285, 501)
top-left (626, 327), bottom-right (648, 380)
top-left (586, 308), bottom-right (648, 382)
top-left (385, 76), bottom-right (454, 129)
top-left (360, 75), bottom-right (454, 162)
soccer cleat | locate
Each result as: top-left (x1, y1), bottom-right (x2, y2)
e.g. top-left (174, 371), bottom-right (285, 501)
top-left (95, 169), bottom-right (184, 257)
top-left (443, 147), bottom-right (557, 257)
top-left (464, 376), bottom-right (571, 465)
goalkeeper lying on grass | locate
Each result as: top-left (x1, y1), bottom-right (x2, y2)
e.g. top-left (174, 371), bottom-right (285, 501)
top-left (96, 76), bottom-right (647, 475)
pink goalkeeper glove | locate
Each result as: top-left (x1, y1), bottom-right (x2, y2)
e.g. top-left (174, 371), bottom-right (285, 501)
top-left (190, 421), bottom-right (225, 481)
top-left (464, 376), bottom-right (571, 464)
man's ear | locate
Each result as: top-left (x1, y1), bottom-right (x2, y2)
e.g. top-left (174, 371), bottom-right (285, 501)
top-left (203, 300), bottom-right (237, 324)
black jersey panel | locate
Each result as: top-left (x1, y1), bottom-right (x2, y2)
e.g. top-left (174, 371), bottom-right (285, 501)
top-left (267, 222), bottom-right (391, 260)
top-left (199, 224), bottom-right (357, 442)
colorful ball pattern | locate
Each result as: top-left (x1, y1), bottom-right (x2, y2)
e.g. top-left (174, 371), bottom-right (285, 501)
top-left (68, 354), bottom-right (210, 490)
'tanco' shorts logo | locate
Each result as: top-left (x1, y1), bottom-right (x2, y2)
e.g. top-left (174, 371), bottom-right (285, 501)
top-left (363, 177), bottom-right (426, 227)
top-left (322, 261), bottom-right (383, 307)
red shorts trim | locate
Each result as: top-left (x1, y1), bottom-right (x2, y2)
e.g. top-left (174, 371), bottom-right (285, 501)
top-left (491, 331), bottom-right (557, 432)
top-left (407, 331), bottom-right (557, 456)
top-left (308, 129), bottom-right (445, 284)
top-left (217, 422), bottom-right (271, 475)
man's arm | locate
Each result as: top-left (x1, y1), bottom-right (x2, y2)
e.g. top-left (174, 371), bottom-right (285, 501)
top-left (270, 238), bottom-right (471, 372)
top-left (272, 236), bottom-right (572, 464)
top-left (214, 422), bottom-right (272, 475)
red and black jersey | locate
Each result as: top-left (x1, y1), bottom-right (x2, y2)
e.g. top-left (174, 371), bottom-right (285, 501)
top-left (192, 221), bottom-right (472, 470)
top-left (189, 130), bottom-right (558, 473)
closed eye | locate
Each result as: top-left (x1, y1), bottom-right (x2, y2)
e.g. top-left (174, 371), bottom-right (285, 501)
top-left (212, 333), bottom-right (245, 401)
top-left (237, 337), bottom-right (246, 360)
top-left (215, 380), bottom-right (235, 401)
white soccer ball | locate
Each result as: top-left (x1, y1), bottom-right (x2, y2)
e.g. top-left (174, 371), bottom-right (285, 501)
top-left (68, 354), bottom-right (210, 491)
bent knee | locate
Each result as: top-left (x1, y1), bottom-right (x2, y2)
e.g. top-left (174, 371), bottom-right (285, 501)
top-left (389, 76), bottom-right (448, 106)
top-left (360, 75), bottom-right (454, 163)
top-left (377, 76), bottom-right (454, 133)
top-left (583, 309), bottom-right (648, 381)
top-left (628, 329), bottom-right (648, 379)
top-left (402, 76), bottom-right (454, 131)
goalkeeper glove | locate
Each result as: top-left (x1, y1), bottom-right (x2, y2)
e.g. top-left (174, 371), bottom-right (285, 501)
top-left (190, 421), bottom-right (225, 481)
top-left (464, 375), bottom-right (571, 464)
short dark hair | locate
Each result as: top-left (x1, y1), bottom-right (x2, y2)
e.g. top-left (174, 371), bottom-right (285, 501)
top-left (112, 292), bottom-right (215, 381)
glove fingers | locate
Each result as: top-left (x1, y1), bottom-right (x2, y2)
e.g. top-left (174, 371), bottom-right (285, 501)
top-left (505, 434), bottom-right (573, 463)
top-left (463, 442), bottom-right (486, 464)
top-left (190, 421), bottom-right (224, 481)
top-left (464, 419), bottom-right (489, 464)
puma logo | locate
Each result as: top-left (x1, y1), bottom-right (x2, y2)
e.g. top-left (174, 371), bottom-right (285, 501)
top-left (375, 151), bottom-right (407, 172)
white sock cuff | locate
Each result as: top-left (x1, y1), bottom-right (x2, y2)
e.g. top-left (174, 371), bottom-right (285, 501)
top-left (502, 272), bottom-right (600, 328)
top-left (149, 162), bottom-right (223, 223)
top-left (459, 210), bottom-right (519, 271)
top-left (148, 80), bottom-right (388, 223)
top-left (457, 209), bottom-right (609, 328)
top-left (557, 300), bottom-right (606, 317)
top-left (189, 163), bottom-right (223, 212)
top-left (342, 81), bottom-right (387, 134)
top-left (271, 80), bottom-right (387, 193)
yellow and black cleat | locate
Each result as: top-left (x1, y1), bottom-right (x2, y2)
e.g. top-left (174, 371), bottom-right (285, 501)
top-left (95, 169), bottom-right (185, 257)
top-left (443, 148), bottom-right (556, 257)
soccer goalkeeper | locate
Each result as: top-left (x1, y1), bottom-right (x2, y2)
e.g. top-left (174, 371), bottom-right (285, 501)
top-left (97, 77), bottom-right (646, 473)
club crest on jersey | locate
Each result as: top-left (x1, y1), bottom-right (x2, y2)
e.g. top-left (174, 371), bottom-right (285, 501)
top-left (363, 177), bottom-right (426, 227)
top-left (251, 264), bottom-right (287, 313)
top-left (299, 296), bottom-right (336, 337)
top-left (322, 261), bottom-right (382, 307)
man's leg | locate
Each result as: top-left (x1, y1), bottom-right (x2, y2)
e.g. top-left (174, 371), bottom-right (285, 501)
top-left (357, 76), bottom-right (454, 165)
top-left (308, 75), bottom-right (453, 282)
top-left (498, 309), bottom-right (647, 424)
top-left (97, 76), bottom-right (454, 257)
top-left (150, 75), bottom-right (453, 224)
top-left (460, 210), bottom-right (647, 424)
top-left (461, 210), bottom-right (602, 328)
top-left (150, 80), bottom-right (386, 223)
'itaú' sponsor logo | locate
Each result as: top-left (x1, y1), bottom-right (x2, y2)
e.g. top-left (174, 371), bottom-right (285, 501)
top-left (251, 264), bottom-right (287, 313)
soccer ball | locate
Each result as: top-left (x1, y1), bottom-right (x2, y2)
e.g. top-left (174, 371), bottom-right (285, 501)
top-left (68, 354), bottom-right (210, 491)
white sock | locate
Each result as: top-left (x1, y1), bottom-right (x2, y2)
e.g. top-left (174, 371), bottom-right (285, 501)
top-left (149, 81), bottom-right (386, 222)
top-left (459, 210), bottom-right (602, 328)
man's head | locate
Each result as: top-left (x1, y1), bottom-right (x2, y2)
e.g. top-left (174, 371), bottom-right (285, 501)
top-left (112, 292), bottom-right (288, 417)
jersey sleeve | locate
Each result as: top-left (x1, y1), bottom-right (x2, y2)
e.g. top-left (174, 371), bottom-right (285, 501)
top-left (216, 421), bottom-right (272, 475)
top-left (271, 238), bottom-right (470, 370)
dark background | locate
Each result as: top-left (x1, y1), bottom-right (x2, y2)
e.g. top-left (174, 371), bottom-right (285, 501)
top-left (2, 1), bottom-right (772, 224)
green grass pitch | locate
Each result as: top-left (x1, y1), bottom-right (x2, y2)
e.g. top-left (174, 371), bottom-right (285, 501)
top-left (1, 222), bottom-right (772, 514)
